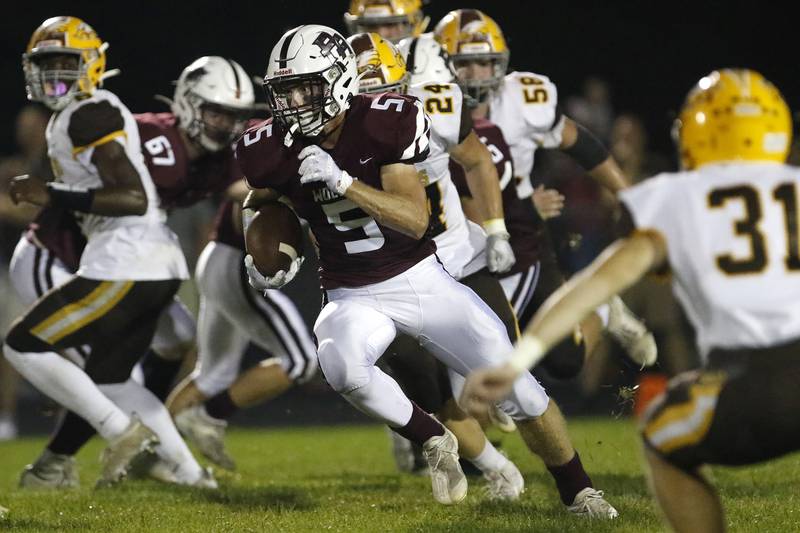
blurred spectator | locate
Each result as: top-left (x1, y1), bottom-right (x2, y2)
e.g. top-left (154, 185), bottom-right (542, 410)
top-left (609, 114), bottom-right (669, 182)
top-left (565, 77), bottom-right (614, 142)
top-left (0, 103), bottom-right (52, 440)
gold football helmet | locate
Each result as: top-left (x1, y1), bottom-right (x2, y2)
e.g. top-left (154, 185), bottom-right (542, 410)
top-left (675, 69), bottom-right (791, 169)
top-left (344, 0), bottom-right (429, 43)
top-left (347, 32), bottom-right (409, 94)
top-left (433, 9), bottom-right (509, 103)
top-left (23, 16), bottom-right (116, 111)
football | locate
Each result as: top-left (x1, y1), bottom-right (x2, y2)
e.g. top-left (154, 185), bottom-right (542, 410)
top-left (244, 201), bottom-right (304, 277)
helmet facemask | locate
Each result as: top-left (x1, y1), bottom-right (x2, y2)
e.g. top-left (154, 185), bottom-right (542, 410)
top-left (452, 54), bottom-right (507, 104)
top-left (179, 91), bottom-right (251, 152)
top-left (23, 50), bottom-right (91, 111)
top-left (265, 63), bottom-right (345, 138)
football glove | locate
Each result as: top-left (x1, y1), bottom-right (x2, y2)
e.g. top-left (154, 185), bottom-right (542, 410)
top-left (298, 145), bottom-right (353, 195)
top-left (244, 254), bottom-right (304, 291)
top-left (484, 218), bottom-right (516, 274)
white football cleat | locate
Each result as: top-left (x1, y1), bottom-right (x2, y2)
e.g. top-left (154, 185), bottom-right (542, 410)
top-left (0, 504), bottom-right (8, 520)
top-left (606, 295), bottom-right (657, 368)
top-left (174, 406), bottom-right (235, 471)
top-left (422, 427), bottom-right (468, 505)
top-left (97, 415), bottom-right (158, 488)
top-left (482, 460), bottom-right (524, 501)
top-left (19, 450), bottom-right (79, 489)
top-left (567, 487), bottom-right (619, 519)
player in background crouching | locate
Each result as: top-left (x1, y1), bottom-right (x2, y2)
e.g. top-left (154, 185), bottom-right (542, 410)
top-left (165, 194), bottom-right (319, 471)
top-left (460, 69), bottom-right (800, 532)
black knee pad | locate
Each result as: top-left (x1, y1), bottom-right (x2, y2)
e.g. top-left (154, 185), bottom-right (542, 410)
top-left (539, 335), bottom-right (585, 380)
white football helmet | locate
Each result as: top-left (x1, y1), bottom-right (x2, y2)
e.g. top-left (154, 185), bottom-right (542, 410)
top-left (172, 56), bottom-right (255, 152)
top-left (397, 34), bottom-right (455, 86)
top-left (263, 25), bottom-right (358, 140)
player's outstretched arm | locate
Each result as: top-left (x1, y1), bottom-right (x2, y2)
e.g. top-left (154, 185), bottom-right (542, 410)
top-left (559, 117), bottom-right (629, 193)
top-left (460, 230), bottom-right (666, 414)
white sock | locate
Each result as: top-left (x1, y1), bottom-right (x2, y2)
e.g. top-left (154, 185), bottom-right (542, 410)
top-left (4, 346), bottom-right (129, 440)
top-left (100, 379), bottom-right (203, 483)
top-left (596, 304), bottom-right (610, 328)
top-left (470, 437), bottom-right (509, 473)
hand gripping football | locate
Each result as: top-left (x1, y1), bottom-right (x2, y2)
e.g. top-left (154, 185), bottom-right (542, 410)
top-left (244, 202), bottom-right (304, 277)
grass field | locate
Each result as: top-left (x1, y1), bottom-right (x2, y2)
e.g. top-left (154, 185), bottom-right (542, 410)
top-left (0, 418), bottom-right (798, 532)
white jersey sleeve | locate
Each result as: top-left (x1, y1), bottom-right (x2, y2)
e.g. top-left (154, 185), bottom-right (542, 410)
top-left (620, 163), bottom-right (800, 358)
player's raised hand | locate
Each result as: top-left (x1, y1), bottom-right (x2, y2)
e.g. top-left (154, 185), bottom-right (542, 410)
top-left (460, 363), bottom-right (520, 417)
top-left (9, 174), bottom-right (50, 207)
top-left (532, 184), bottom-right (565, 220)
top-left (298, 145), bottom-right (353, 195)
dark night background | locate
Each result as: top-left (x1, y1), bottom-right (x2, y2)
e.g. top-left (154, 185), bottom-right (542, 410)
top-left (0, 0), bottom-right (797, 159)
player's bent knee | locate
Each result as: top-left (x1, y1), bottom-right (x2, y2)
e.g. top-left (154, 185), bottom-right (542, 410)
top-left (498, 372), bottom-right (550, 420)
top-left (317, 340), bottom-right (371, 393)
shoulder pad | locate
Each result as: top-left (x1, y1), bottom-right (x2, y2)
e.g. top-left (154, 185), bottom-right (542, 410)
top-left (235, 118), bottom-right (289, 189)
top-left (408, 82), bottom-right (464, 148)
top-left (500, 71), bottom-right (559, 133)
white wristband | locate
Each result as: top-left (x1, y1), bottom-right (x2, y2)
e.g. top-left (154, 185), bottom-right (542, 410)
top-left (483, 218), bottom-right (508, 236)
top-left (336, 170), bottom-right (354, 195)
top-left (507, 335), bottom-right (547, 373)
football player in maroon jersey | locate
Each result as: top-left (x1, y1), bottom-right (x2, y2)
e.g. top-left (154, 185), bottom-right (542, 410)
top-left (10, 56), bottom-right (256, 489)
top-left (238, 24), bottom-right (616, 514)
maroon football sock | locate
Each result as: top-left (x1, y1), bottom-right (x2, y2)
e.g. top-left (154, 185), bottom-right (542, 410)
top-left (205, 390), bottom-right (238, 421)
top-left (391, 402), bottom-right (445, 446)
top-left (547, 451), bottom-right (593, 505)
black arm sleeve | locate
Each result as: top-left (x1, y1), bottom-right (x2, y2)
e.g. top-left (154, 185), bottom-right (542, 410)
top-left (68, 101), bottom-right (125, 149)
top-left (457, 100), bottom-right (474, 143)
top-left (562, 121), bottom-right (609, 170)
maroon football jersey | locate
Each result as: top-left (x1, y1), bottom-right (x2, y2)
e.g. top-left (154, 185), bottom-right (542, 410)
top-left (450, 117), bottom-right (543, 274)
top-left (26, 206), bottom-right (86, 272)
top-left (136, 112), bottom-right (240, 209)
top-left (236, 93), bottom-right (435, 289)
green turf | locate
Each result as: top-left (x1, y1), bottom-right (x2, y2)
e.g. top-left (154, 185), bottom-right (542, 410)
top-left (0, 418), bottom-right (797, 532)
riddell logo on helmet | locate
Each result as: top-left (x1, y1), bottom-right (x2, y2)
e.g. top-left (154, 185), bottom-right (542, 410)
top-left (274, 68), bottom-right (295, 76)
